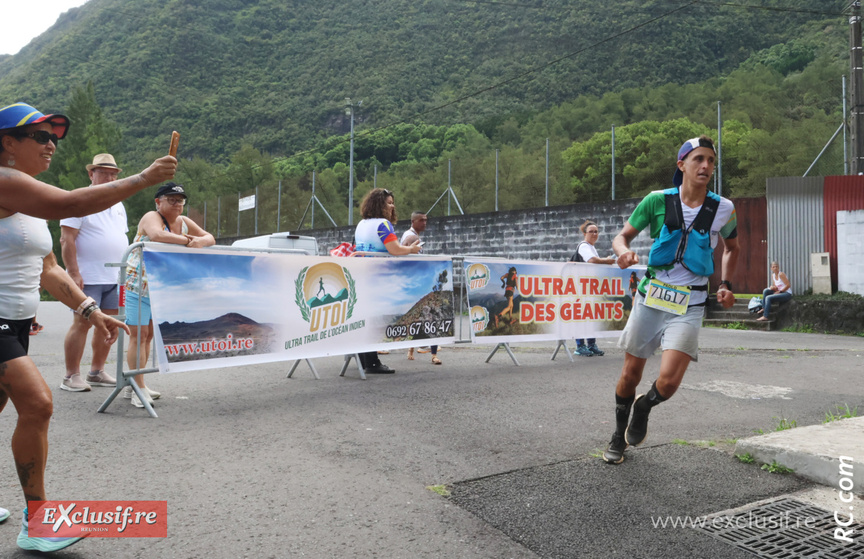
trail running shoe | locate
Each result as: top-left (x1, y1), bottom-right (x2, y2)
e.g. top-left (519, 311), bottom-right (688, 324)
top-left (603, 432), bottom-right (627, 464)
top-left (60, 374), bottom-right (92, 392)
top-left (17, 507), bottom-right (86, 552)
top-left (574, 345), bottom-right (593, 357)
top-left (86, 370), bottom-right (117, 387)
top-left (0, 506), bottom-right (9, 522)
top-left (587, 343), bottom-right (605, 356)
top-left (29, 322), bottom-right (44, 336)
top-left (625, 394), bottom-right (650, 446)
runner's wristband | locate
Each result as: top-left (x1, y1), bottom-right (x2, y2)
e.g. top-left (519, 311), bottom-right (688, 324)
top-left (719, 280), bottom-right (732, 291)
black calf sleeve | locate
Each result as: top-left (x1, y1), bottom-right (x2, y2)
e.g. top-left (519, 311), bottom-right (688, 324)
top-left (637, 381), bottom-right (668, 412)
top-left (615, 393), bottom-right (635, 435)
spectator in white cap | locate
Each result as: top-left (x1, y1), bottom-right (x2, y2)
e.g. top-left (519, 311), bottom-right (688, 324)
top-left (59, 154), bottom-right (130, 392)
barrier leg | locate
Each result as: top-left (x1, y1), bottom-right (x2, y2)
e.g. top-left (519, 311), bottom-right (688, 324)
top-left (339, 354), bottom-right (367, 380)
top-left (551, 340), bottom-right (575, 362)
top-left (128, 377), bottom-right (158, 418)
top-left (485, 343), bottom-right (520, 366)
top-left (96, 385), bottom-right (125, 413)
top-left (287, 359), bottom-right (320, 379)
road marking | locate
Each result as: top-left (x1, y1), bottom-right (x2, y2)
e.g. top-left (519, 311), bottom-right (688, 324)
top-left (681, 380), bottom-right (793, 399)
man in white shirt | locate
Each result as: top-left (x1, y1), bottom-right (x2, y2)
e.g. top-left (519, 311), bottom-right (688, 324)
top-left (59, 154), bottom-right (129, 392)
top-left (400, 211), bottom-right (427, 248)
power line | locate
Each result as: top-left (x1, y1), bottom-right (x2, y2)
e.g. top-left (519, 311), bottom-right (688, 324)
top-left (694, 0), bottom-right (844, 17)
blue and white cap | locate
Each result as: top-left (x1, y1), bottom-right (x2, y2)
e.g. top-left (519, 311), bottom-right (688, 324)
top-left (673, 136), bottom-right (715, 187)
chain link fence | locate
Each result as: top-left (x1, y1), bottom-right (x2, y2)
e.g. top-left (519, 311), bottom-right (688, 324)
top-left (188, 114), bottom-right (849, 239)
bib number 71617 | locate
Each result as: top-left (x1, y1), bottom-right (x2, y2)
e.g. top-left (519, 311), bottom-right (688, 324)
top-left (643, 278), bottom-right (690, 315)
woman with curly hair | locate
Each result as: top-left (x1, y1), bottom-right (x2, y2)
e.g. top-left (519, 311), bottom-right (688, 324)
top-left (354, 188), bottom-right (421, 373)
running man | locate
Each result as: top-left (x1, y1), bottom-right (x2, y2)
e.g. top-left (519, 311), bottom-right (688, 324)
top-left (603, 135), bottom-right (739, 464)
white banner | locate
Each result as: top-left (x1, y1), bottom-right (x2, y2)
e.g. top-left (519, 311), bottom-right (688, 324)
top-left (141, 244), bottom-right (455, 373)
top-left (464, 258), bottom-right (646, 344)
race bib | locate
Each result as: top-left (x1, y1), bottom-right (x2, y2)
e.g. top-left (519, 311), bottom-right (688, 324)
top-left (644, 278), bottom-right (690, 315)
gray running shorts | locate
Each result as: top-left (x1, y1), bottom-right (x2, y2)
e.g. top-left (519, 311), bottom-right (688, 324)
top-left (617, 293), bottom-right (705, 362)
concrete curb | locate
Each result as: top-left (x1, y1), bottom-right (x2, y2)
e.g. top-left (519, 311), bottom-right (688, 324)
top-left (735, 417), bottom-right (863, 494)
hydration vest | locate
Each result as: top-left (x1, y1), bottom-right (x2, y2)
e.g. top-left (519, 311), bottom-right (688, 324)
top-left (646, 187), bottom-right (720, 277)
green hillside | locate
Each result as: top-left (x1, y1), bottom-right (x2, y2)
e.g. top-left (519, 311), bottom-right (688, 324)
top-left (0, 0), bottom-right (840, 165)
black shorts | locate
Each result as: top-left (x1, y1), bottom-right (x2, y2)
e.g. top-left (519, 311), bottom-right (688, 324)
top-left (0, 317), bottom-right (32, 364)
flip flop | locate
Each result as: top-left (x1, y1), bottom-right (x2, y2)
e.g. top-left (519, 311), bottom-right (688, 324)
top-left (407, 350), bottom-right (415, 360)
top-left (431, 356), bottom-right (442, 365)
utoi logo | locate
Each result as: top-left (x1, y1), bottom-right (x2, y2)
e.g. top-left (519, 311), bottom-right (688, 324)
top-left (470, 306), bottom-right (490, 332)
top-left (294, 263), bottom-right (357, 333)
top-left (28, 500), bottom-right (167, 538)
top-left (467, 263), bottom-right (490, 291)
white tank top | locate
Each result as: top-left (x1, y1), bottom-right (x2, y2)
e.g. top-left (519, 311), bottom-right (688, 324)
top-left (772, 272), bottom-right (792, 295)
top-left (0, 213), bottom-right (53, 319)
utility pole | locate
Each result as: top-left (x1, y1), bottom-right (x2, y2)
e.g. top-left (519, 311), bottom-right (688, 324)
top-left (850, 1), bottom-right (864, 173)
top-left (346, 98), bottom-right (355, 224)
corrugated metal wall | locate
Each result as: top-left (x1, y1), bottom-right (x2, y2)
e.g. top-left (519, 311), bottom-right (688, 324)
top-left (766, 177), bottom-right (825, 293)
top-left (823, 176), bottom-right (864, 292)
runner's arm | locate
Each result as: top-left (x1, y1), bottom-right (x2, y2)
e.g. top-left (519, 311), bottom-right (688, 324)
top-left (613, 223), bottom-right (641, 269)
top-left (717, 236), bottom-right (739, 308)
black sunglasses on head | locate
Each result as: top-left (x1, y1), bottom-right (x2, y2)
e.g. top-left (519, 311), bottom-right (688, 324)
top-left (15, 130), bottom-right (60, 145)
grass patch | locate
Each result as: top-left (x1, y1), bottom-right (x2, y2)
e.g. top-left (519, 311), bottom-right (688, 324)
top-left (723, 321), bottom-right (747, 330)
top-left (761, 461), bottom-right (794, 474)
top-left (781, 324), bottom-right (816, 334)
top-left (736, 453), bottom-right (755, 464)
top-left (671, 439), bottom-right (689, 446)
top-left (824, 403), bottom-right (859, 423)
top-left (426, 485), bottom-right (451, 497)
top-left (589, 448), bottom-right (603, 459)
top-left (754, 416), bottom-right (797, 435)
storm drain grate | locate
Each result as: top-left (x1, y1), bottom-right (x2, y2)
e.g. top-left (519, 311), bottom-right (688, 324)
top-left (694, 497), bottom-right (864, 558)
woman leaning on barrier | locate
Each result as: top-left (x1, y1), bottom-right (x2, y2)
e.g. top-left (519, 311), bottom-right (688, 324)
top-left (124, 183), bottom-right (215, 409)
top-left (353, 188), bottom-right (421, 374)
top-left (0, 102), bottom-right (176, 552)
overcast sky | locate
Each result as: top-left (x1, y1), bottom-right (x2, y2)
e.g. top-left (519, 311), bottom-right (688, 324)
top-left (1, 1), bottom-right (89, 56)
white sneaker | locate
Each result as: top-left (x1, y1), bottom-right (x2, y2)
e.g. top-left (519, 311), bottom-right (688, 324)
top-left (123, 385), bottom-right (160, 400)
top-left (130, 392), bottom-right (155, 408)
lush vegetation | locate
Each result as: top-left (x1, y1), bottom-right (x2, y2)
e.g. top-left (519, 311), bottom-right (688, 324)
top-left (0, 0), bottom-right (850, 237)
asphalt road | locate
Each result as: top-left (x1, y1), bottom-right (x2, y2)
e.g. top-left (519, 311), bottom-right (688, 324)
top-left (0, 302), bottom-right (861, 557)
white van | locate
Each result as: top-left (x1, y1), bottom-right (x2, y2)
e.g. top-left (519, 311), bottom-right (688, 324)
top-left (231, 232), bottom-right (319, 255)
